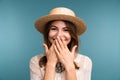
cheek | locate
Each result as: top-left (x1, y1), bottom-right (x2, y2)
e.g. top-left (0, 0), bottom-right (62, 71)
top-left (48, 32), bottom-right (52, 38)
top-left (66, 33), bottom-right (71, 39)
top-left (64, 33), bottom-right (71, 43)
top-left (67, 35), bottom-right (71, 42)
top-left (49, 31), bottom-right (56, 38)
top-left (48, 31), bottom-right (56, 43)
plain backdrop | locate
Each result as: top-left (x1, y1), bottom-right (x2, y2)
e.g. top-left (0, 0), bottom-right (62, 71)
top-left (0, 0), bottom-right (120, 80)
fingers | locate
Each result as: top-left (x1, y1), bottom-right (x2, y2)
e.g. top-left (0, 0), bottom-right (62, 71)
top-left (60, 37), bottom-right (66, 48)
top-left (54, 43), bottom-right (59, 56)
top-left (55, 37), bottom-right (65, 50)
top-left (71, 45), bottom-right (77, 54)
top-left (55, 39), bottom-right (61, 53)
top-left (43, 43), bottom-right (48, 53)
top-left (43, 40), bottom-right (56, 52)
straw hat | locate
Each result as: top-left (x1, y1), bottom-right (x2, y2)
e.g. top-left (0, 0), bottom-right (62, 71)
top-left (35, 7), bottom-right (86, 35)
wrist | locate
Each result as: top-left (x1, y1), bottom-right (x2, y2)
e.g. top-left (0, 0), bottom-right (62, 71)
top-left (65, 63), bottom-right (75, 71)
top-left (46, 61), bottom-right (57, 67)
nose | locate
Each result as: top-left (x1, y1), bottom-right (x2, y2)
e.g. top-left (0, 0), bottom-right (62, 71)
top-left (57, 30), bottom-right (63, 37)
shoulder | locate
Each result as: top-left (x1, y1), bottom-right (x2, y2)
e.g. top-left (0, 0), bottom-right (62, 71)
top-left (80, 54), bottom-right (92, 64)
top-left (77, 54), bottom-right (92, 63)
top-left (30, 54), bottom-right (45, 79)
top-left (30, 54), bottom-right (44, 65)
top-left (76, 54), bottom-right (92, 69)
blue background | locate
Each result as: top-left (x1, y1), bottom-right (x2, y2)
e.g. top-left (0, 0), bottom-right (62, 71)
top-left (0, 0), bottom-right (120, 80)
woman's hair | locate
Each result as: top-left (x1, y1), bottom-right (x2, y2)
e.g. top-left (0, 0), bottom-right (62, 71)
top-left (39, 20), bottom-right (80, 70)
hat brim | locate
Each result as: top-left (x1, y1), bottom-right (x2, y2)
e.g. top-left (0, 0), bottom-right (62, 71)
top-left (35, 14), bottom-right (86, 35)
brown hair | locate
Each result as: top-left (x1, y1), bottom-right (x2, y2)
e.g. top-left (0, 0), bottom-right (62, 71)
top-left (39, 20), bottom-right (80, 69)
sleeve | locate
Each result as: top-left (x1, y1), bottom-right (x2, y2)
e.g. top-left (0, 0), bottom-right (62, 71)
top-left (76, 56), bottom-right (92, 80)
top-left (83, 56), bottom-right (92, 80)
top-left (30, 55), bottom-right (44, 80)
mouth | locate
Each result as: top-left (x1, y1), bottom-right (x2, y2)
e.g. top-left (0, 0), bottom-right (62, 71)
top-left (53, 39), bottom-right (56, 41)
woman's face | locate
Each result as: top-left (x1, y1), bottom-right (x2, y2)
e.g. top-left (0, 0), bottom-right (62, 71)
top-left (48, 20), bottom-right (71, 45)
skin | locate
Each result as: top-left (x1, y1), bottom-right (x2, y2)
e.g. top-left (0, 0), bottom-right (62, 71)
top-left (43, 20), bottom-right (77, 80)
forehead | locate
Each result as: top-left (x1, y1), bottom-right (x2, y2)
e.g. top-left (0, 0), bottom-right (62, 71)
top-left (50, 20), bottom-right (66, 26)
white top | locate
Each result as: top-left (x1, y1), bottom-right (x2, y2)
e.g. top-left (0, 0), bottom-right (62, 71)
top-left (30, 54), bottom-right (92, 80)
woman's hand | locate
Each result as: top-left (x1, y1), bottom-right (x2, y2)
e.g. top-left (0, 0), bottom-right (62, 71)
top-left (43, 42), bottom-right (58, 66)
top-left (43, 42), bottom-right (58, 80)
top-left (54, 37), bottom-right (77, 69)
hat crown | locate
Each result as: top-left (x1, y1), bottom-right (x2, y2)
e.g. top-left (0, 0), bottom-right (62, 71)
top-left (35, 7), bottom-right (86, 35)
top-left (49, 7), bottom-right (76, 17)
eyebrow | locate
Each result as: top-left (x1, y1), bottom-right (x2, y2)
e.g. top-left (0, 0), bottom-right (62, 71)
top-left (49, 25), bottom-right (56, 27)
top-left (50, 25), bottom-right (67, 28)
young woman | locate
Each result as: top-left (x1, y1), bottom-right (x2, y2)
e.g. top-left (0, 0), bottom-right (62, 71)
top-left (30, 7), bottom-right (92, 80)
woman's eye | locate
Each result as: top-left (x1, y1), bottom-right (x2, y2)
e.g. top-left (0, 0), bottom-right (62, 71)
top-left (64, 29), bottom-right (68, 31)
top-left (64, 28), bottom-right (69, 31)
top-left (50, 27), bottom-right (57, 30)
